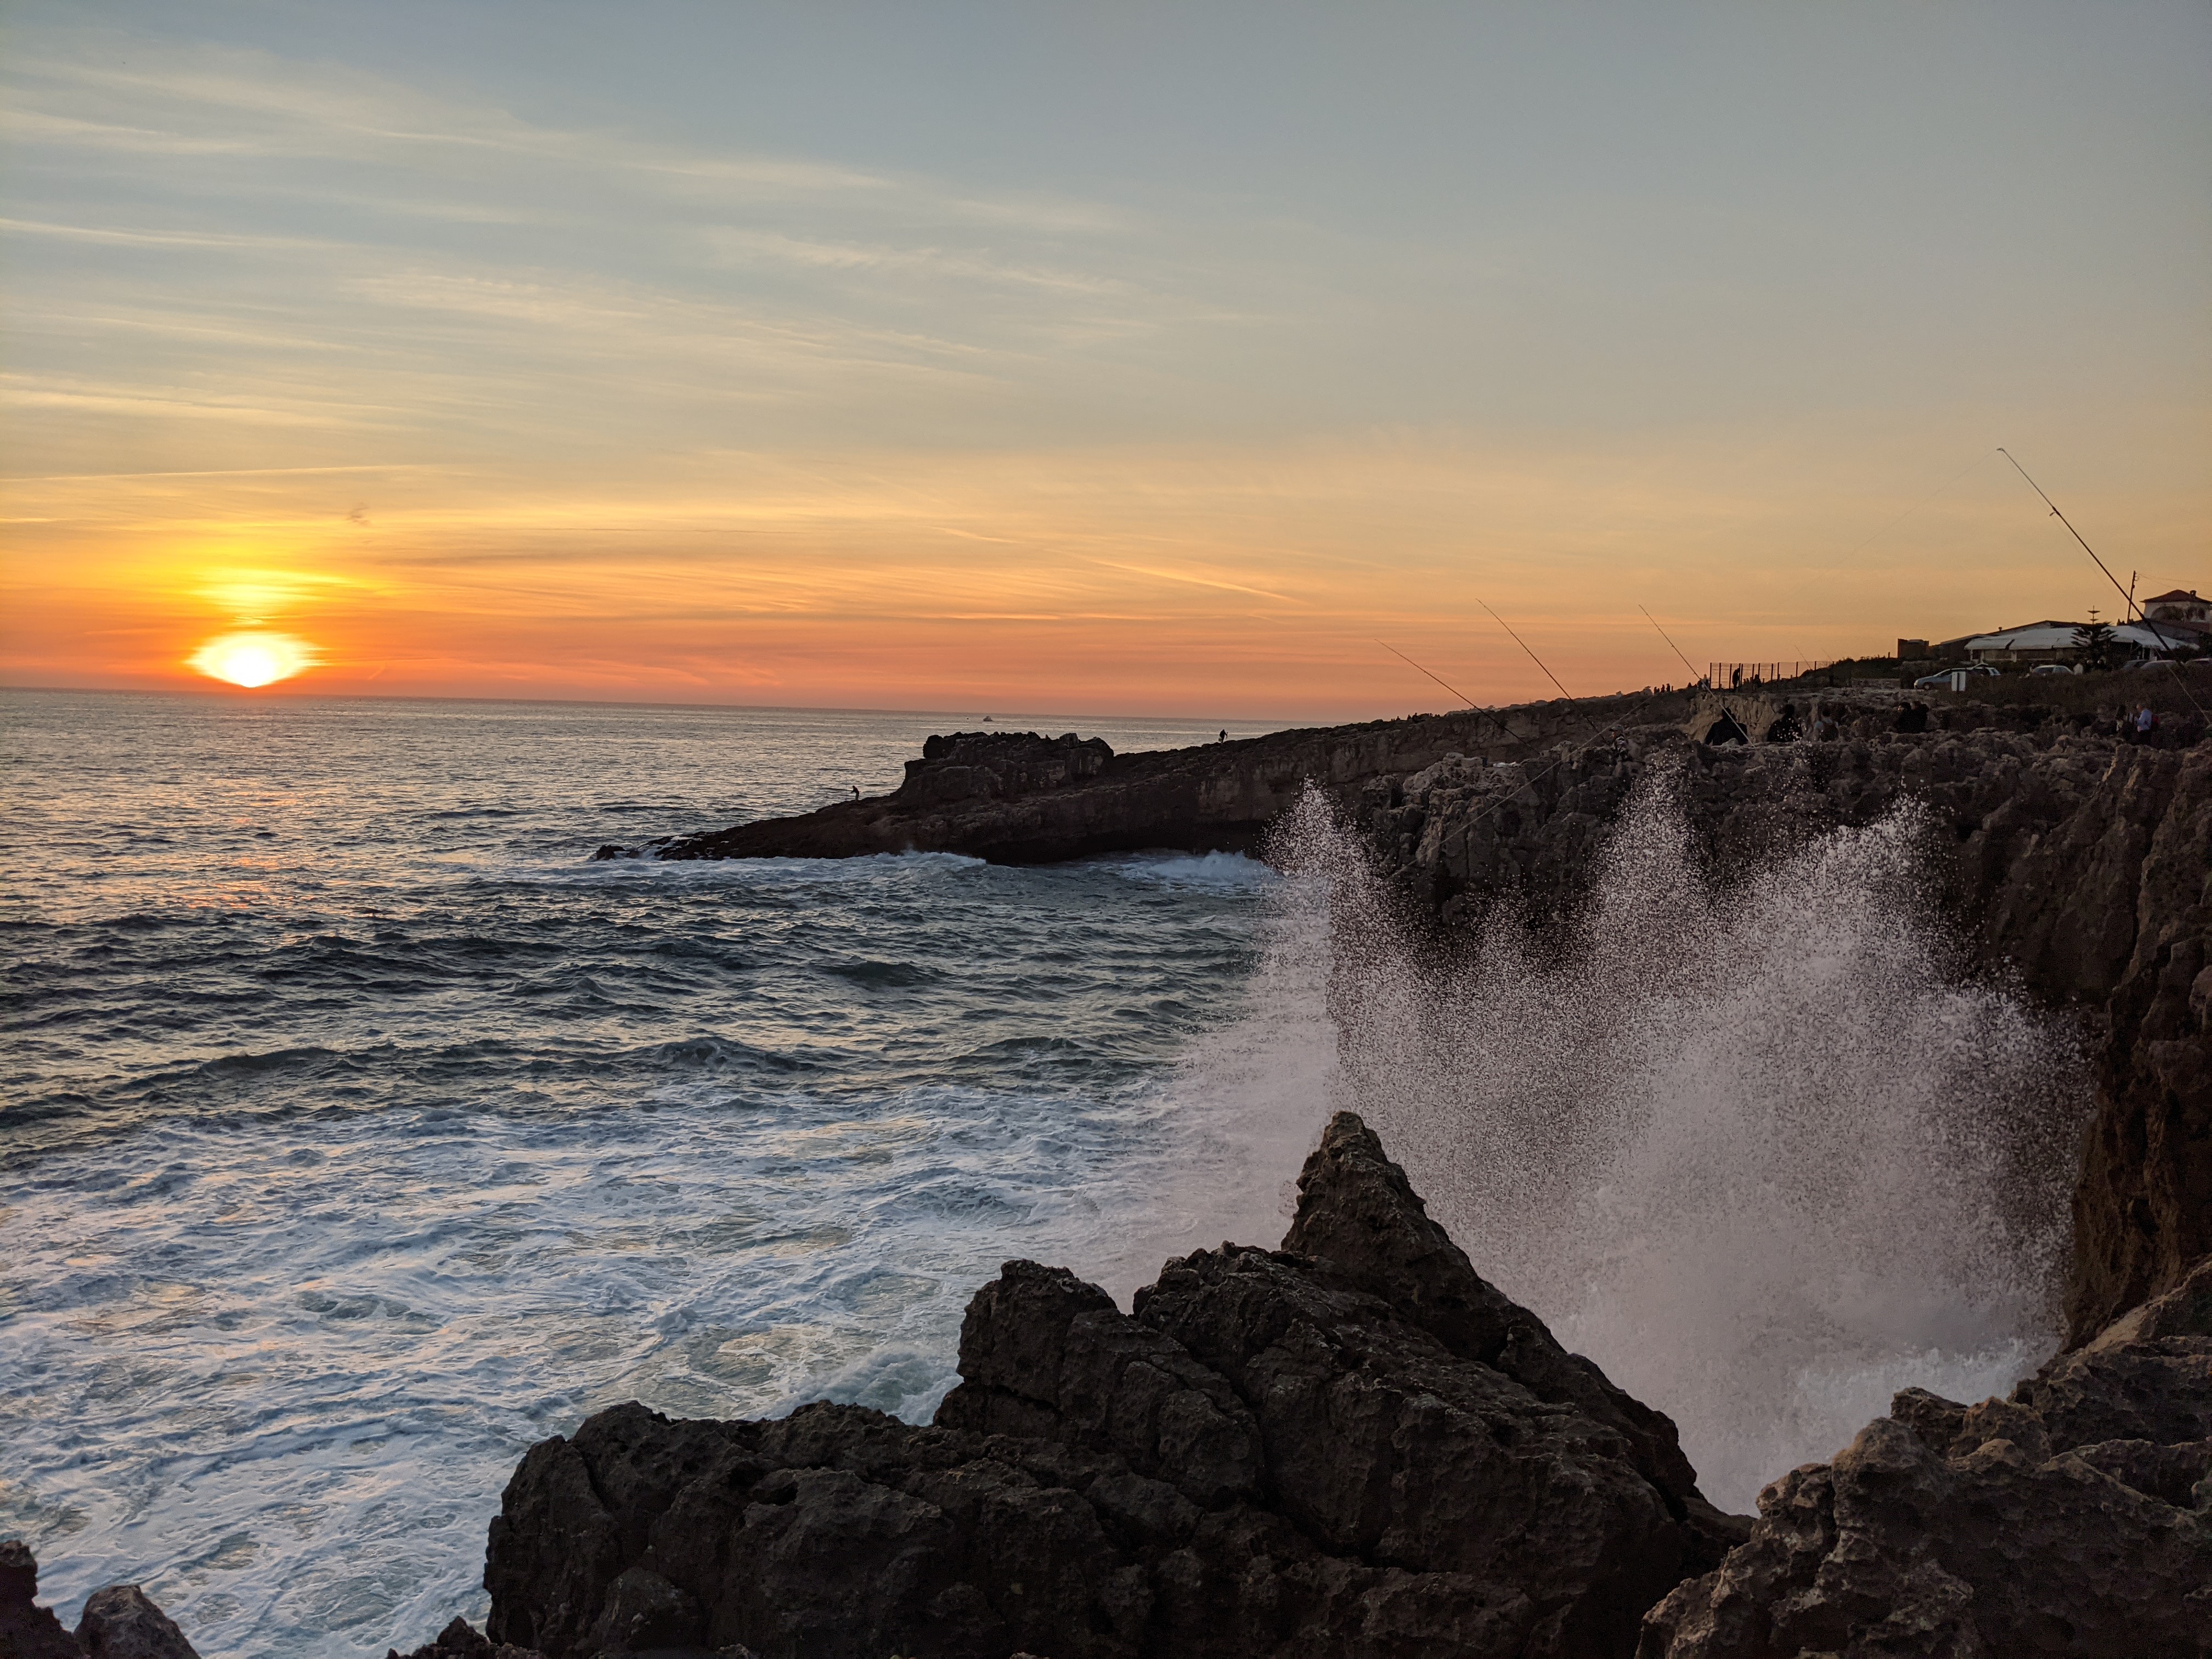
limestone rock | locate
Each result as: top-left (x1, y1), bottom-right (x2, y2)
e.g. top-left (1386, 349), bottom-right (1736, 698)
top-left (0, 1543), bottom-right (209, 1659)
top-left (386, 1613), bottom-right (551, 1658)
top-left (1638, 1252), bottom-right (2212, 1657)
top-left (484, 1113), bottom-right (1741, 1658)
top-left (76, 1584), bottom-right (201, 1658)
top-left (594, 697), bottom-right (1631, 866)
top-left (0, 1539), bottom-right (78, 1659)
top-left (2066, 746), bottom-right (2212, 1343)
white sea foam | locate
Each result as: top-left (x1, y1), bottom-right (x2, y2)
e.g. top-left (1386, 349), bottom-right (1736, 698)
top-left (1098, 850), bottom-right (1274, 890)
top-left (1148, 781), bottom-right (2086, 1512)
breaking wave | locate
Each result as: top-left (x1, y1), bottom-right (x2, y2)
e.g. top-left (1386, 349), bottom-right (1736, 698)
top-left (1153, 777), bottom-right (2086, 1511)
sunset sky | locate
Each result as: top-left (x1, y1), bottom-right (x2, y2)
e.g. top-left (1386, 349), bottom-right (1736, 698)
top-left (4, 1), bottom-right (2207, 718)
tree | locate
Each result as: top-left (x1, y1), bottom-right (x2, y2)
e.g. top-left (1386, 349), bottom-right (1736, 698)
top-left (2073, 620), bottom-right (2117, 671)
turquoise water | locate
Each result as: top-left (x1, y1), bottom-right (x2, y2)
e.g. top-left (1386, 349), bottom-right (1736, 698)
top-left (0, 691), bottom-right (1291, 1657)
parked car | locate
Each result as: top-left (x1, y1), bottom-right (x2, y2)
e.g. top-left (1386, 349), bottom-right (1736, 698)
top-left (2029, 663), bottom-right (2079, 676)
top-left (1914, 665), bottom-right (1999, 688)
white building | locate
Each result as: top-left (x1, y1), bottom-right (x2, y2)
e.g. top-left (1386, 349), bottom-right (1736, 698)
top-left (1963, 620), bottom-right (2171, 665)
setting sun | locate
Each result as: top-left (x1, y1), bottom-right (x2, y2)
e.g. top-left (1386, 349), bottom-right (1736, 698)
top-left (187, 631), bottom-right (320, 688)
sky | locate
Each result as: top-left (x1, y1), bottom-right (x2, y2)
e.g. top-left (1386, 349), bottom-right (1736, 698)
top-left (3, 1), bottom-right (2207, 718)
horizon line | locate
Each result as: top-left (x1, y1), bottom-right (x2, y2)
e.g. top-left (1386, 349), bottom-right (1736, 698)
top-left (0, 680), bottom-right (1355, 727)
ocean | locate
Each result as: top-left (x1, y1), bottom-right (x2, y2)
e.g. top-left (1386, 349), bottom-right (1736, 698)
top-left (2, 689), bottom-right (2085, 1659)
top-left (0, 690), bottom-right (1310, 1658)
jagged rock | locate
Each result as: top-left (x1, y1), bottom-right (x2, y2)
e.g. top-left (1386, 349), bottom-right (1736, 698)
top-left (484, 1113), bottom-right (1741, 1658)
top-left (2067, 744), bottom-right (2212, 1343)
top-left (901, 730), bottom-right (1115, 805)
top-left (596, 697), bottom-right (1630, 865)
top-left (1638, 1253), bottom-right (2212, 1658)
top-left (0, 1543), bottom-right (206, 1659)
top-left (76, 1584), bottom-right (201, 1658)
top-left (386, 1613), bottom-right (551, 1658)
top-left (0, 1539), bottom-right (79, 1659)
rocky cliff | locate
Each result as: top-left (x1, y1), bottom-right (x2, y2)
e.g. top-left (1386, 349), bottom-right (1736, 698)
top-left (608, 683), bottom-right (2209, 1347)
top-left (0, 1539), bottom-right (203, 1659)
top-left (481, 1114), bottom-right (1744, 1659)
top-left (1640, 1256), bottom-right (2212, 1657)
top-left (517, 681), bottom-right (2211, 1655)
top-left (593, 699), bottom-right (1661, 866)
top-left (1358, 714), bottom-right (2211, 1346)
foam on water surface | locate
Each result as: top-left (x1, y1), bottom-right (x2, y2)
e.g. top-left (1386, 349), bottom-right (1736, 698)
top-left (1, 692), bottom-right (1284, 1656)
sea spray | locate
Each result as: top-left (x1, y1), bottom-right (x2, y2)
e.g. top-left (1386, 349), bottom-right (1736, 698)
top-left (1152, 777), bottom-right (2086, 1513)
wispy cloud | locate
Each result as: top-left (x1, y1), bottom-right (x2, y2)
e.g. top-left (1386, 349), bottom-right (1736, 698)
top-left (1078, 558), bottom-right (1304, 605)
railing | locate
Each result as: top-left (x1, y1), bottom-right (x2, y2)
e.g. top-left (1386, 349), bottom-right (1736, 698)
top-left (1706, 661), bottom-right (1838, 689)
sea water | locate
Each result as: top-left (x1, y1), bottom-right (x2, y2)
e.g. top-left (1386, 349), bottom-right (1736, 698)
top-left (1, 692), bottom-right (2086, 1658)
top-left (0, 691), bottom-right (1294, 1657)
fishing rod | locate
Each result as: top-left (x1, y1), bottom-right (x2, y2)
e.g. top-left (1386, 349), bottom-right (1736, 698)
top-left (1376, 639), bottom-right (1480, 709)
top-left (1998, 448), bottom-right (2204, 718)
top-left (1477, 600), bottom-right (1575, 702)
top-left (1999, 449), bottom-right (2158, 634)
top-left (1375, 641), bottom-right (1516, 737)
top-left (1639, 605), bottom-right (1703, 685)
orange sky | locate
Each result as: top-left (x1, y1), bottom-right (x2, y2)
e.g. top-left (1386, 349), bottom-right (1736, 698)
top-left (4, 5), bottom-right (2207, 719)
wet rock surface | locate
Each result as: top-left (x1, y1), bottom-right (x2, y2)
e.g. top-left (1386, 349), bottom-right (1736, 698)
top-left (1, 1539), bottom-right (80, 1659)
top-left (75, 1584), bottom-right (202, 1659)
top-left (1639, 1253), bottom-right (2212, 1658)
top-left (387, 1613), bottom-right (551, 1658)
top-left (0, 1542), bottom-right (201, 1659)
top-left (483, 1113), bottom-right (1742, 1658)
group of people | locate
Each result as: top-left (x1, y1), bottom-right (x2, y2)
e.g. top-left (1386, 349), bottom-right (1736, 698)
top-left (2117, 703), bottom-right (2163, 744)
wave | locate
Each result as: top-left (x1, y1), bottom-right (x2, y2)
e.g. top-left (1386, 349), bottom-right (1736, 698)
top-left (1143, 778), bottom-right (2085, 1513)
top-left (1089, 849), bottom-right (1274, 890)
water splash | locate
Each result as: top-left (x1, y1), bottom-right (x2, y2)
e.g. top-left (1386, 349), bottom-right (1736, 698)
top-left (1167, 776), bottom-right (2085, 1513)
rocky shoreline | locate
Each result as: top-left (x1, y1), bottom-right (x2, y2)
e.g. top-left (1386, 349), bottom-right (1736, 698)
top-left (14, 681), bottom-right (2209, 1656)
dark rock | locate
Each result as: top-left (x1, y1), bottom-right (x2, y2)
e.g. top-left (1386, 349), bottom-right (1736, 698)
top-left (485, 1113), bottom-right (1742, 1658)
top-left (77, 1584), bottom-right (201, 1658)
top-left (603, 698), bottom-right (1643, 866)
top-left (0, 1539), bottom-right (78, 1659)
top-left (1368, 723), bottom-right (2212, 1346)
top-left (386, 1612), bottom-right (551, 1657)
top-left (902, 731), bottom-right (1114, 804)
top-left (2065, 745), bottom-right (2212, 1344)
top-left (0, 1543), bottom-right (209, 1659)
top-left (1638, 1252), bottom-right (2212, 1657)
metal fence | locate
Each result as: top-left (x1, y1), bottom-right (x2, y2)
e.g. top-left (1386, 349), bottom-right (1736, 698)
top-left (1706, 661), bottom-right (1838, 689)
